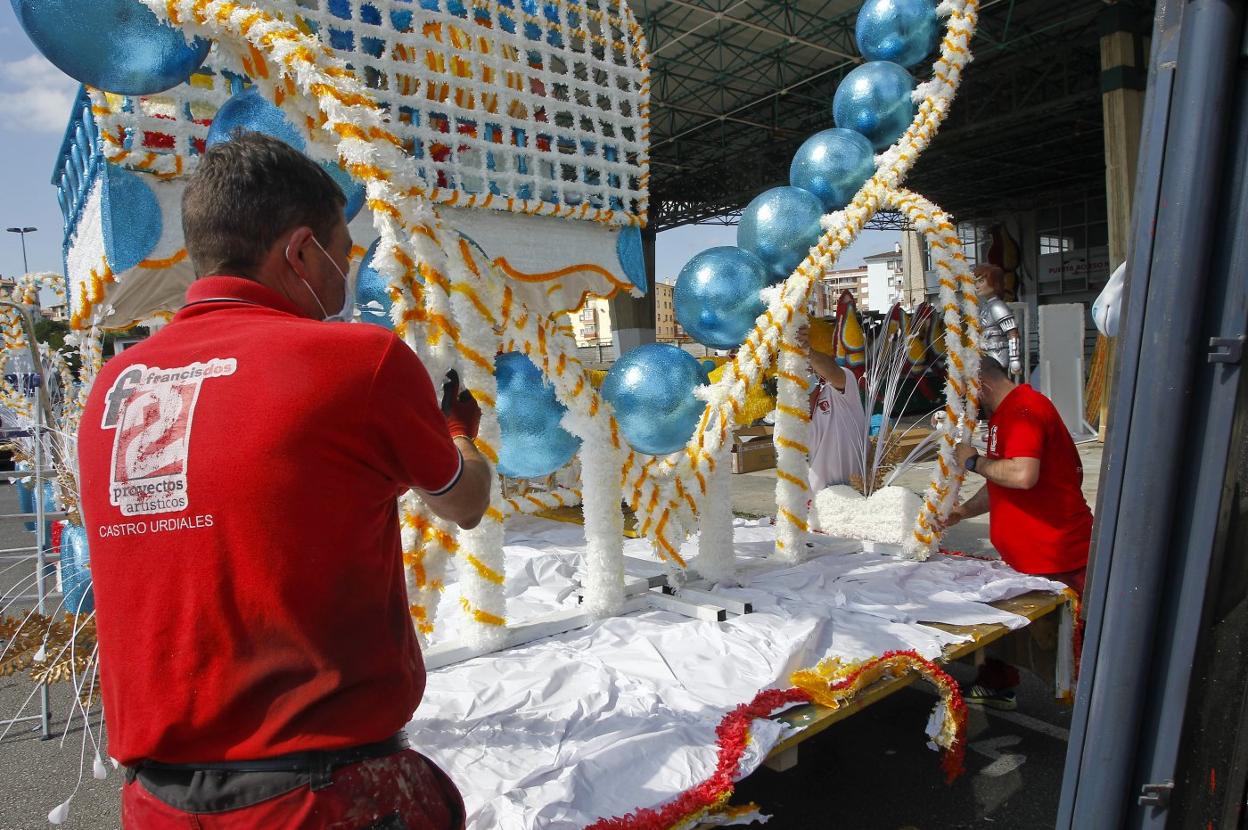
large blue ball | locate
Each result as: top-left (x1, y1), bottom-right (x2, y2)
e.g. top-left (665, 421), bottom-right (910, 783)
top-left (101, 164), bottom-right (162, 272)
top-left (207, 87), bottom-right (307, 150)
top-left (60, 523), bottom-right (94, 615)
top-left (355, 238), bottom-right (393, 328)
top-left (320, 161), bottom-right (367, 222)
top-left (602, 344), bottom-right (709, 456)
top-left (855, 0), bottom-right (940, 68)
top-left (495, 352), bottom-right (581, 478)
top-left (207, 87), bottom-right (365, 220)
top-left (737, 187), bottom-right (825, 283)
top-left (790, 128), bottom-right (876, 212)
top-left (11, 0), bottom-right (210, 96)
top-left (832, 61), bottom-right (916, 151)
top-left (674, 247), bottom-right (768, 350)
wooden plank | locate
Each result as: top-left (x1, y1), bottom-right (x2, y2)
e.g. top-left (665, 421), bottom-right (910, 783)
top-left (765, 591), bottom-right (1069, 760)
top-left (536, 504), bottom-right (639, 538)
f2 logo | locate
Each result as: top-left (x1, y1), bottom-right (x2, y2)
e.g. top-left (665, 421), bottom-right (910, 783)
top-left (100, 359), bottom-right (236, 516)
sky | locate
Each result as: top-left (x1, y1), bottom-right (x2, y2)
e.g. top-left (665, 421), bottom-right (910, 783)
top-left (0, 5), bottom-right (897, 285)
top-left (0, 5), bottom-right (79, 278)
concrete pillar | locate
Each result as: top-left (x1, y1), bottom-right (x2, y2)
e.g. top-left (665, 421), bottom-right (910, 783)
top-left (1097, 4), bottom-right (1148, 440)
top-left (610, 224), bottom-right (657, 353)
top-left (899, 229), bottom-right (928, 308)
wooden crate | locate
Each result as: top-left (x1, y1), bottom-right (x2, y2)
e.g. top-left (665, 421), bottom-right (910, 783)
top-left (731, 425), bottom-right (776, 474)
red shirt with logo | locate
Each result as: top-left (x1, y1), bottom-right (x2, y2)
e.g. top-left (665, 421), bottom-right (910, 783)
top-left (984, 384), bottom-right (1093, 575)
top-left (78, 277), bottom-right (462, 765)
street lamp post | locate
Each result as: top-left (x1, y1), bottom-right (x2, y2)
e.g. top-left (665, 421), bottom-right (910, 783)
top-left (6, 226), bottom-right (37, 274)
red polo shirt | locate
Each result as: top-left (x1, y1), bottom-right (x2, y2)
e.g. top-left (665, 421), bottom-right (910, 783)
top-left (985, 384), bottom-right (1093, 575)
top-left (78, 276), bottom-right (461, 765)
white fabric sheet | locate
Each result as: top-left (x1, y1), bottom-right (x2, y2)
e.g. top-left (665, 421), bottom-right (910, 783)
top-left (408, 518), bottom-right (1063, 828)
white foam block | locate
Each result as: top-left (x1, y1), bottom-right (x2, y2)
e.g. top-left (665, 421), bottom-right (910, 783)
top-left (813, 485), bottom-right (924, 547)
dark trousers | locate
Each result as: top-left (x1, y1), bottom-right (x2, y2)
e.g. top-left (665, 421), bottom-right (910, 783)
top-left (122, 749), bottom-right (464, 830)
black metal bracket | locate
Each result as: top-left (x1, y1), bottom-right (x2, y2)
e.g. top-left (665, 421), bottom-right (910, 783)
top-left (1208, 335), bottom-right (1246, 364)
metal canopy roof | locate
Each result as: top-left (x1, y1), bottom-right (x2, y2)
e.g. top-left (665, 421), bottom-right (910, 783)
top-left (637, 0), bottom-right (1155, 231)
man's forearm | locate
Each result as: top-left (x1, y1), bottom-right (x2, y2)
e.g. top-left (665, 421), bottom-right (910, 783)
top-left (809, 350), bottom-right (846, 390)
top-left (975, 456), bottom-right (1039, 489)
top-left (960, 485), bottom-right (990, 518)
top-left (421, 437), bottom-right (493, 529)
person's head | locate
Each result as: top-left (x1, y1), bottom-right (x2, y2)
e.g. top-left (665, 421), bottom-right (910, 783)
top-left (181, 131), bottom-right (353, 320)
top-left (978, 355), bottom-right (1016, 414)
top-left (973, 264), bottom-right (1005, 299)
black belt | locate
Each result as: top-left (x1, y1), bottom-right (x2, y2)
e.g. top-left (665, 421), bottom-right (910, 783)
top-left (132, 733), bottom-right (408, 791)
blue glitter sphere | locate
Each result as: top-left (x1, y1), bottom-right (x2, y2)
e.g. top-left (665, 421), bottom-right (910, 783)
top-left (855, 0), bottom-right (940, 68)
top-left (737, 187), bottom-right (825, 283)
top-left (790, 128), bottom-right (877, 212)
top-left (601, 344), bottom-right (709, 456)
top-left (208, 87), bottom-right (365, 220)
top-left (15, 477), bottom-right (54, 533)
top-left (60, 524), bottom-right (94, 615)
top-left (495, 352), bottom-right (581, 478)
top-left (11, 0), bottom-right (211, 96)
top-left (616, 226), bottom-right (649, 294)
top-left (832, 61), bottom-right (916, 151)
top-left (319, 161), bottom-right (367, 222)
top-left (207, 87), bottom-right (307, 150)
top-left (354, 238), bottom-right (393, 328)
top-left (674, 247), bottom-right (768, 350)
top-left (101, 164), bottom-right (162, 272)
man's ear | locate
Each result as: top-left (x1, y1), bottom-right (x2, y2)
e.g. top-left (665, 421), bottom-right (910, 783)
top-left (282, 226), bottom-right (315, 278)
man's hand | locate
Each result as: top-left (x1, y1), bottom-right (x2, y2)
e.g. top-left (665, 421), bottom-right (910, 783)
top-left (932, 503), bottom-right (968, 533)
top-left (795, 324), bottom-right (812, 352)
top-left (954, 440), bottom-right (978, 470)
top-left (796, 324), bottom-right (848, 390)
top-left (445, 389), bottom-right (481, 440)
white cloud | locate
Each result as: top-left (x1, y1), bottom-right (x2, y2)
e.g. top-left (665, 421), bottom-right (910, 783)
top-left (0, 52), bottom-right (79, 134)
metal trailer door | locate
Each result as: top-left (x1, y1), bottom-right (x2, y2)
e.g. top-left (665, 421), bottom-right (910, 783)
top-left (1057, 1), bottom-right (1248, 827)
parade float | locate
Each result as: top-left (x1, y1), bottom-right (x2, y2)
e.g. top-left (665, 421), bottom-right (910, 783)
top-left (0, 0), bottom-right (1080, 825)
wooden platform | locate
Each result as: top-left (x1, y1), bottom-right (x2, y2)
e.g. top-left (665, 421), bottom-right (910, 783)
top-left (764, 590), bottom-right (1069, 770)
top-left (535, 504), bottom-right (640, 537)
top-left (518, 509), bottom-right (1068, 773)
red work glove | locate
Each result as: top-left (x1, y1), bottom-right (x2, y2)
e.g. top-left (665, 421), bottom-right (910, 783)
top-left (444, 389), bottom-right (481, 440)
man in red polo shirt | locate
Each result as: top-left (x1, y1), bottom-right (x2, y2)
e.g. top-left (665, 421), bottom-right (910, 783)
top-left (77, 132), bottom-right (492, 828)
top-left (938, 357), bottom-right (1093, 709)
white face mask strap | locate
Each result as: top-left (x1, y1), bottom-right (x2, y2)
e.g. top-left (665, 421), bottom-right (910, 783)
top-left (287, 236), bottom-right (352, 321)
top-left (310, 236), bottom-right (355, 322)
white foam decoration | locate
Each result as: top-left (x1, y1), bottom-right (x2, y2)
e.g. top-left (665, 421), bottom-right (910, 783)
top-left (64, 179), bottom-right (104, 321)
top-left (47, 800), bottom-right (70, 825)
top-left (501, 291), bottom-right (626, 613)
top-left (443, 236), bottom-right (508, 650)
top-left (98, 0), bottom-right (985, 647)
top-left (814, 485), bottom-right (924, 548)
top-left (97, 0), bottom-right (650, 226)
top-left (502, 485), bottom-right (582, 517)
top-left (693, 454), bottom-right (735, 582)
top-left (400, 491), bottom-right (457, 649)
top-left (91, 755), bottom-right (108, 780)
top-left (622, 0), bottom-right (984, 565)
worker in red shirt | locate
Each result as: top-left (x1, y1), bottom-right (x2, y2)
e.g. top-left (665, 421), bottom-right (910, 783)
top-left (77, 132), bottom-right (492, 828)
top-left (937, 356), bottom-right (1093, 709)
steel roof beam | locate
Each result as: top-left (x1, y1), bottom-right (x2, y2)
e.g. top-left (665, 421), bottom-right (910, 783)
top-left (661, 0), bottom-right (859, 59)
